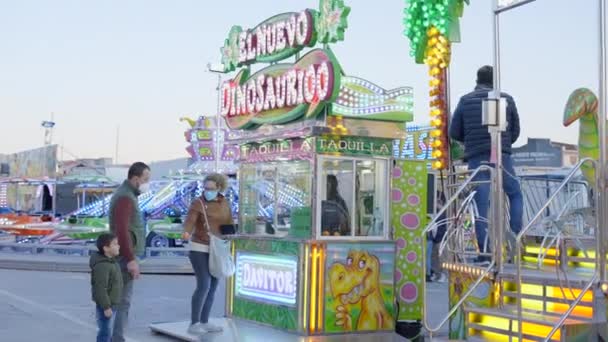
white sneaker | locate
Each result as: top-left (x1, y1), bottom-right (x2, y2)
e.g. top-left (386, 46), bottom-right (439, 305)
top-left (435, 273), bottom-right (447, 283)
top-left (201, 322), bottom-right (223, 333)
top-left (187, 323), bottom-right (207, 335)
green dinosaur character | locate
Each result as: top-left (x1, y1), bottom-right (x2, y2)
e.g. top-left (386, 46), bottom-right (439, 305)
top-left (563, 88), bottom-right (599, 189)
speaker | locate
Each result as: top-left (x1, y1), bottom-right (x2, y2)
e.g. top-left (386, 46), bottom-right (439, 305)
top-left (0, 163), bottom-right (8, 176)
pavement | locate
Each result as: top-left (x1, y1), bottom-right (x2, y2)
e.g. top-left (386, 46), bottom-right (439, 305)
top-left (0, 267), bottom-right (450, 341)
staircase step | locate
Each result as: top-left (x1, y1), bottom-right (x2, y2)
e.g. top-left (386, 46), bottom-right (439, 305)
top-left (500, 288), bottom-right (594, 320)
top-left (466, 305), bottom-right (591, 341)
top-left (499, 263), bottom-right (595, 287)
top-left (467, 322), bottom-right (545, 341)
top-left (466, 305), bottom-right (590, 326)
top-left (501, 290), bottom-right (593, 307)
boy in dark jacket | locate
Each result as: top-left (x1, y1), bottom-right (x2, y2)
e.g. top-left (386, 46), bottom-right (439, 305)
top-left (91, 233), bottom-right (123, 342)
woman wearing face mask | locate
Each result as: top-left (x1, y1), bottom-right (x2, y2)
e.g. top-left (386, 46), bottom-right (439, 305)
top-left (182, 173), bottom-right (233, 335)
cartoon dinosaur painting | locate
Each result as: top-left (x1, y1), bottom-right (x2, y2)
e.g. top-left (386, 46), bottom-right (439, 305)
top-left (328, 250), bottom-right (393, 331)
top-left (563, 88), bottom-right (599, 189)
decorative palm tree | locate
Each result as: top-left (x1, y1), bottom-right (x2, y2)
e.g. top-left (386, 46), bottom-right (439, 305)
top-left (403, 0), bottom-right (469, 169)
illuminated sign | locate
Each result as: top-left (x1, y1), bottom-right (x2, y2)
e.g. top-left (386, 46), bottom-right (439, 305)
top-left (221, 10), bottom-right (316, 72)
top-left (221, 49), bottom-right (341, 130)
top-left (396, 125), bottom-right (432, 160)
top-left (235, 252), bottom-right (299, 306)
top-left (220, 0), bottom-right (350, 73)
top-left (240, 138), bottom-right (313, 162)
top-left (219, 0), bottom-right (350, 130)
top-left (316, 136), bottom-right (393, 156)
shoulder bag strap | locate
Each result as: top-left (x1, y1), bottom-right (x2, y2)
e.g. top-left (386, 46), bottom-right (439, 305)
top-left (197, 198), bottom-right (211, 236)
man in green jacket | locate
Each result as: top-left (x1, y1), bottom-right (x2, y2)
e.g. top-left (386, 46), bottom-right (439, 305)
top-left (90, 233), bottom-right (122, 342)
top-left (109, 162), bottom-right (151, 342)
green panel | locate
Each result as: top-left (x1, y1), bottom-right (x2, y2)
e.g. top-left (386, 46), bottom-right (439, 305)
top-left (232, 297), bottom-right (298, 331)
top-left (392, 160), bottom-right (427, 321)
top-left (232, 238), bottom-right (301, 330)
top-left (235, 238), bottom-right (300, 257)
top-left (290, 206), bottom-right (312, 238)
top-left (64, 231), bottom-right (105, 240)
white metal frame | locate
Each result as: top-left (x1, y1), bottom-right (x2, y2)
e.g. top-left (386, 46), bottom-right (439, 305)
top-left (314, 154), bottom-right (391, 241)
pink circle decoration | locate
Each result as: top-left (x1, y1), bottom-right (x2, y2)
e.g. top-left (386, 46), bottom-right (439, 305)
top-left (400, 213), bottom-right (420, 230)
top-left (406, 251), bottom-right (417, 263)
top-left (400, 282), bottom-right (418, 303)
top-left (393, 168), bottom-right (402, 178)
top-left (396, 238), bottom-right (406, 249)
top-left (407, 195), bottom-right (420, 206)
top-left (395, 270), bottom-right (402, 282)
top-left (392, 189), bottom-right (403, 202)
top-left (408, 177), bottom-right (416, 185)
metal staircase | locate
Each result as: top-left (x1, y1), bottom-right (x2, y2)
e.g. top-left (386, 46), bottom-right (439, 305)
top-left (423, 158), bottom-right (606, 341)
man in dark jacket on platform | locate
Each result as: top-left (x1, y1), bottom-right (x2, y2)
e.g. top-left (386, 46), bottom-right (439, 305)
top-left (449, 65), bottom-right (523, 259)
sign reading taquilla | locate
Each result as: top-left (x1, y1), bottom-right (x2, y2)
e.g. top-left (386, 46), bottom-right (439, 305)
top-left (316, 136), bottom-right (393, 156)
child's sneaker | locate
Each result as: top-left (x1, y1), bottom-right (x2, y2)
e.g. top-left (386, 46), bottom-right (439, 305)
top-left (187, 323), bottom-right (207, 335)
top-left (201, 323), bottom-right (223, 333)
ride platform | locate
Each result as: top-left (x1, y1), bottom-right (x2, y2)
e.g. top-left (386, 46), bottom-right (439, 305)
top-left (149, 318), bottom-right (407, 342)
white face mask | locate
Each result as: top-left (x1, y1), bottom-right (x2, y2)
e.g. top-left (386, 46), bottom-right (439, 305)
top-left (138, 182), bottom-right (150, 193)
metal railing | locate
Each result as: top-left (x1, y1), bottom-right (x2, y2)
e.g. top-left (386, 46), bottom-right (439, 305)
top-left (421, 165), bottom-right (494, 335)
top-left (514, 157), bottom-right (598, 340)
top-left (0, 241), bottom-right (187, 258)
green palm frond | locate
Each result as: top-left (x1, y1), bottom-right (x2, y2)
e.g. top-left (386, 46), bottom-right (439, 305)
top-left (403, 0), bottom-right (469, 63)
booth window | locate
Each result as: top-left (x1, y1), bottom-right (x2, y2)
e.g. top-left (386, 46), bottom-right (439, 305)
top-left (239, 160), bottom-right (312, 238)
top-left (318, 157), bottom-right (389, 238)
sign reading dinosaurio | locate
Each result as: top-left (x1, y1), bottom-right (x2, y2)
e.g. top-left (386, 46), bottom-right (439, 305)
top-left (219, 0), bottom-right (351, 130)
top-left (221, 49), bottom-right (341, 130)
top-left (324, 243), bottom-right (395, 332)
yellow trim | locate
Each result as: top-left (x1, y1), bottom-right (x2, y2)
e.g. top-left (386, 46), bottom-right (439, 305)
top-left (302, 244), bottom-right (309, 331)
top-left (309, 245), bottom-right (319, 333)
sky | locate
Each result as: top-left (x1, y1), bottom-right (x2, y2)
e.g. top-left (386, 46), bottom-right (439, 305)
top-left (0, 0), bottom-right (601, 164)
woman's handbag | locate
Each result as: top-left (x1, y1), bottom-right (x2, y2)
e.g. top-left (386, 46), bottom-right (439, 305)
top-left (199, 199), bottom-right (235, 278)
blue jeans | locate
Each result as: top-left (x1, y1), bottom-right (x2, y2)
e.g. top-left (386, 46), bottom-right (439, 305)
top-left (189, 251), bottom-right (219, 325)
top-left (113, 257), bottom-right (134, 342)
top-left (468, 154), bottom-right (523, 252)
top-left (96, 305), bottom-right (116, 342)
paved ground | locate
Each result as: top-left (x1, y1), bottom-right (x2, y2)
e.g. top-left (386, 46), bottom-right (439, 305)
top-left (0, 268), bottom-right (449, 341)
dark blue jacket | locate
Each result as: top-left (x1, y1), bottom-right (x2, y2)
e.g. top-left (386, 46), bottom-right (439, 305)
top-left (449, 85), bottom-right (520, 160)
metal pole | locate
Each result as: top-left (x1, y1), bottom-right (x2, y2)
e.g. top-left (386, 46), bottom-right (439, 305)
top-left (599, 0), bottom-right (607, 282)
top-left (491, 0), bottom-right (505, 273)
top-left (491, 0), bottom-right (512, 334)
top-left (52, 183), bottom-right (57, 217)
top-left (215, 73), bottom-right (222, 173)
top-left (115, 125), bottom-right (120, 164)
